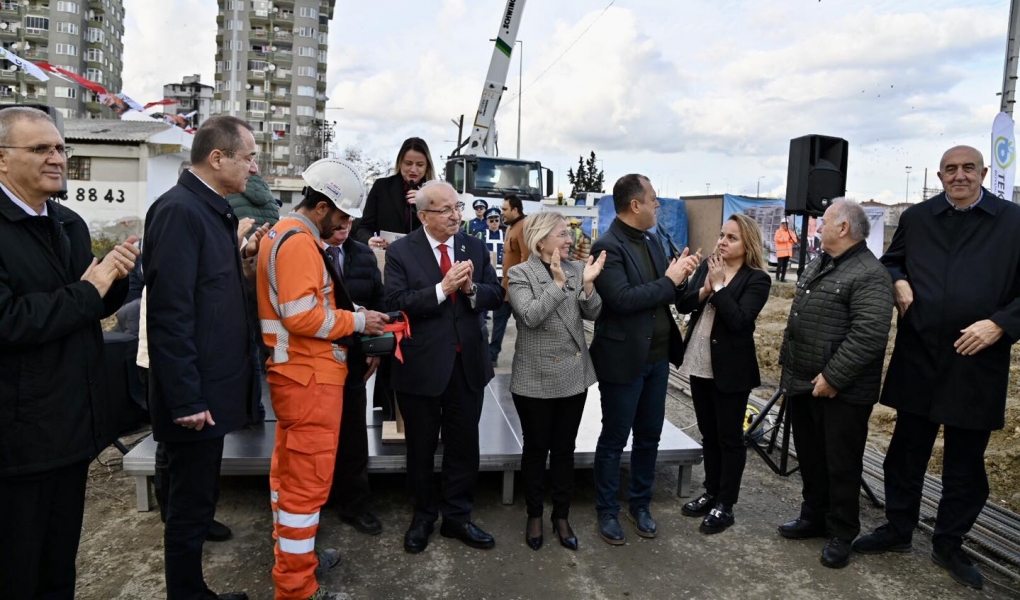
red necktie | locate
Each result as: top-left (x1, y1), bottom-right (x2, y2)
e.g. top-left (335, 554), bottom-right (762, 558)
top-left (439, 244), bottom-right (460, 351)
top-left (438, 243), bottom-right (451, 276)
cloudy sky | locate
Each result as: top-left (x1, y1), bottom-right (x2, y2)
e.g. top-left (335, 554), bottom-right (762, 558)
top-left (123, 0), bottom-right (1010, 203)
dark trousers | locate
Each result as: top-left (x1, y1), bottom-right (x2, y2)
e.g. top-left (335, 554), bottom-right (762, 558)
top-left (594, 359), bottom-right (669, 516)
top-left (512, 391), bottom-right (587, 520)
top-left (690, 376), bottom-right (749, 507)
top-left (0, 460), bottom-right (89, 600)
top-left (331, 382), bottom-right (372, 517)
top-left (789, 394), bottom-right (873, 540)
top-left (397, 355), bottom-right (483, 525)
top-left (883, 410), bottom-right (991, 551)
top-left (489, 302), bottom-right (513, 363)
top-left (775, 257), bottom-right (791, 281)
top-left (163, 436), bottom-right (226, 600)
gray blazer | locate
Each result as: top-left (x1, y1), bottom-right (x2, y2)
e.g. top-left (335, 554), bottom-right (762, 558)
top-left (507, 254), bottom-right (603, 398)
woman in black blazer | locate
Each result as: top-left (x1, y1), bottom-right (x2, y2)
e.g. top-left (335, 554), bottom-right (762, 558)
top-left (676, 213), bottom-right (772, 534)
top-left (353, 137), bottom-right (437, 247)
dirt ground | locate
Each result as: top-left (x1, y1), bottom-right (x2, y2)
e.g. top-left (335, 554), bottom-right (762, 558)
top-left (754, 282), bottom-right (1020, 513)
top-left (77, 288), bottom-right (1020, 599)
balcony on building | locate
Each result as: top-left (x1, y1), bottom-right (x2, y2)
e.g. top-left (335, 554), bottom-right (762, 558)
top-left (0, 2), bottom-right (18, 16)
top-left (249, 9), bottom-right (269, 26)
top-left (248, 69), bottom-right (267, 83)
top-left (23, 26), bottom-right (46, 40)
top-left (271, 49), bottom-right (292, 64)
top-left (89, 0), bottom-right (105, 13)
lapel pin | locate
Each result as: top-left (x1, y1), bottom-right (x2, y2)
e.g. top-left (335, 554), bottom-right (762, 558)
top-left (460, 244), bottom-right (466, 253)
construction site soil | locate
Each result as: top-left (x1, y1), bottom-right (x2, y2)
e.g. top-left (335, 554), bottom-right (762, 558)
top-left (754, 283), bottom-right (1020, 514)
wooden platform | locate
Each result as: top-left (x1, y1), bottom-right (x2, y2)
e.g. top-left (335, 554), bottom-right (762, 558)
top-left (123, 374), bottom-right (703, 511)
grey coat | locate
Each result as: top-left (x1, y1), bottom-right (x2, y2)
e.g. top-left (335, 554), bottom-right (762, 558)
top-left (508, 255), bottom-right (602, 398)
top-left (780, 242), bottom-right (894, 405)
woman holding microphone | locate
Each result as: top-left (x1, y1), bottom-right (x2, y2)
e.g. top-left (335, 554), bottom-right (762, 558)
top-left (353, 137), bottom-right (437, 248)
top-left (677, 213), bottom-right (772, 535)
top-left (507, 211), bottom-right (607, 551)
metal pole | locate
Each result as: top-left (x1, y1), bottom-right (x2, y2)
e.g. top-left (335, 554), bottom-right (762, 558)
top-left (517, 41), bottom-right (523, 159)
top-left (905, 166), bottom-right (912, 202)
top-left (1002, 0), bottom-right (1020, 115)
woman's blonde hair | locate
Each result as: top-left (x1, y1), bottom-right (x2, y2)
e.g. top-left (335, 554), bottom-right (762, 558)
top-left (523, 211), bottom-right (566, 256)
top-left (728, 213), bottom-right (768, 272)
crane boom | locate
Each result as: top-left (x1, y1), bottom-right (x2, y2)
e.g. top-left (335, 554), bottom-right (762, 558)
top-left (463, 0), bottom-right (527, 156)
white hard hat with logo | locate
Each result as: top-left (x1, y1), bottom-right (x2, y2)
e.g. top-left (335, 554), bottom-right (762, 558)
top-left (301, 158), bottom-right (366, 218)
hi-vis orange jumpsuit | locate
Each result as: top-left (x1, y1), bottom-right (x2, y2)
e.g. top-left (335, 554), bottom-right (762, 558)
top-left (257, 213), bottom-right (364, 600)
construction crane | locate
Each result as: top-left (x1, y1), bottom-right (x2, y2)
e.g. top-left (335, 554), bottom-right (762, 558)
top-left (445, 0), bottom-right (553, 214)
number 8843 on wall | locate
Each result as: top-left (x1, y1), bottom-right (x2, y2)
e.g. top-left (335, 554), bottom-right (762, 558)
top-left (73, 187), bottom-right (126, 203)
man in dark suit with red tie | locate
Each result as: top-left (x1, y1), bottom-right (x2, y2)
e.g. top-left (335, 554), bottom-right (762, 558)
top-left (383, 181), bottom-right (503, 554)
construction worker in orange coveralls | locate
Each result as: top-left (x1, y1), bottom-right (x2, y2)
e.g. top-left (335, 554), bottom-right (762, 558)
top-left (257, 158), bottom-right (390, 600)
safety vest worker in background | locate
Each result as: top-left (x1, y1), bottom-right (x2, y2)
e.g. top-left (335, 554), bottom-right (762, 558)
top-left (257, 158), bottom-right (390, 600)
top-left (774, 219), bottom-right (799, 283)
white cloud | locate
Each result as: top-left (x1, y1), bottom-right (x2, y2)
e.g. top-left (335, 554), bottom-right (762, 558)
top-left (120, 0), bottom-right (1012, 201)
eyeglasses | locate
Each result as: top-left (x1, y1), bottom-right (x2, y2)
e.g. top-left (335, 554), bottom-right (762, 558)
top-left (0, 144), bottom-right (73, 158)
top-left (221, 149), bottom-right (258, 165)
top-left (422, 205), bottom-right (463, 217)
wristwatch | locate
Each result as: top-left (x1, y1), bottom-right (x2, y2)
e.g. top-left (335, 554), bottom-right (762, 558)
top-left (712, 283), bottom-right (725, 293)
top-left (465, 283), bottom-right (477, 297)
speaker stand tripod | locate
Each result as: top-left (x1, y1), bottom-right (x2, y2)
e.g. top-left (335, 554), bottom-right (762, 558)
top-left (743, 390), bottom-right (883, 508)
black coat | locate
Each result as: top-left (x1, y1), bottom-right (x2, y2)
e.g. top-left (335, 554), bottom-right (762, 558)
top-left (352, 174), bottom-right (422, 244)
top-left (588, 219), bottom-right (686, 384)
top-left (143, 171), bottom-right (261, 443)
top-left (880, 190), bottom-right (1020, 430)
top-left (384, 228), bottom-right (503, 397)
top-left (332, 237), bottom-right (385, 385)
top-left (780, 242), bottom-right (893, 405)
top-left (677, 262), bottom-right (772, 394)
top-left (0, 194), bottom-right (126, 476)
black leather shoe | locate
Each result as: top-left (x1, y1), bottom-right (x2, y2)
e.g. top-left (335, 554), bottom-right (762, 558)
top-left (931, 545), bottom-right (983, 589)
top-left (553, 518), bottom-right (578, 551)
top-left (626, 507), bottom-right (657, 538)
top-left (403, 519), bottom-right (434, 554)
top-left (852, 524), bottom-right (912, 555)
top-left (681, 493), bottom-right (715, 517)
top-left (207, 519), bottom-right (232, 542)
top-left (525, 517), bottom-right (543, 550)
top-left (778, 518), bottom-right (827, 540)
top-left (212, 593), bottom-right (248, 600)
top-left (342, 511), bottom-right (383, 536)
top-left (820, 537), bottom-right (852, 569)
top-left (699, 503), bottom-right (735, 535)
top-left (597, 513), bottom-right (626, 545)
top-left (440, 521), bottom-right (496, 549)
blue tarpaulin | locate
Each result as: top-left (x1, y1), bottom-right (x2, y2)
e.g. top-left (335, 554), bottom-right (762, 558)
top-left (595, 196), bottom-right (689, 258)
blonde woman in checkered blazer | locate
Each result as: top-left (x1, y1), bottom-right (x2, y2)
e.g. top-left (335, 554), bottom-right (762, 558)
top-left (507, 211), bottom-right (607, 552)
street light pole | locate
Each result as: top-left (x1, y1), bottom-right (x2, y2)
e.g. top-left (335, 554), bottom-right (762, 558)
top-left (757, 176), bottom-right (765, 197)
top-left (905, 166), bottom-right (912, 202)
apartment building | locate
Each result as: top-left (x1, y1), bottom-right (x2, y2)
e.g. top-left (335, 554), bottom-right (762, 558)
top-left (163, 74), bottom-right (214, 128)
top-left (213, 0), bottom-right (335, 175)
top-left (0, 0), bottom-right (125, 119)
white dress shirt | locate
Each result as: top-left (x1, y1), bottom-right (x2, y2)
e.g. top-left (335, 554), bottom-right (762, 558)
top-left (422, 227), bottom-right (477, 308)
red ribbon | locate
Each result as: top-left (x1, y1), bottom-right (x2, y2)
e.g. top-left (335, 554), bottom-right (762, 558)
top-left (382, 311), bottom-right (411, 363)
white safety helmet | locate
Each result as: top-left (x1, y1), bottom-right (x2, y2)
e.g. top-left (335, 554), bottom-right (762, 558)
top-left (301, 158), bottom-right (366, 218)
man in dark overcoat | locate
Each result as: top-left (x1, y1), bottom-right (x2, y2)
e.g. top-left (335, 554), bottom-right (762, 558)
top-left (854, 145), bottom-right (1020, 591)
top-left (0, 107), bottom-right (138, 599)
top-left (145, 116), bottom-right (265, 600)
